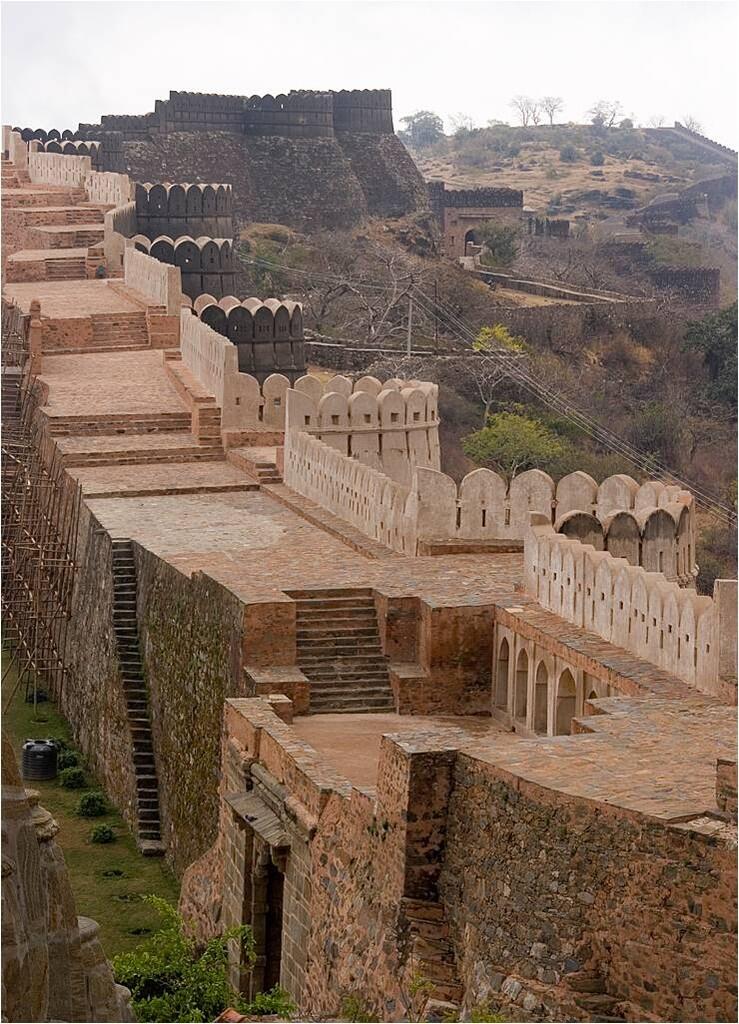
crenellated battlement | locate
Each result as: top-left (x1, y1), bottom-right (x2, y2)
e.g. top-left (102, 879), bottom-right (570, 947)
top-left (76, 87), bottom-right (396, 141)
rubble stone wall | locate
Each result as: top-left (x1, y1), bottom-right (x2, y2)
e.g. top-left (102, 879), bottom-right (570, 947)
top-left (441, 753), bottom-right (738, 1022)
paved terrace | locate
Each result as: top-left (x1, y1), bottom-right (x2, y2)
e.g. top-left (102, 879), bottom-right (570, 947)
top-left (289, 698), bottom-right (735, 825)
top-left (5, 279), bottom-right (143, 317)
top-left (466, 696), bottom-right (736, 824)
top-left (38, 351), bottom-right (185, 418)
top-left (292, 712), bottom-right (511, 790)
top-left (87, 490), bottom-right (524, 604)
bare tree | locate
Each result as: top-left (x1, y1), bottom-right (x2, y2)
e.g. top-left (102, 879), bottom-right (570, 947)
top-left (683, 115), bottom-right (703, 133)
top-left (541, 96), bottom-right (564, 125)
top-left (448, 112), bottom-right (475, 135)
top-left (460, 355), bottom-right (510, 425)
top-left (647, 114), bottom-right (666, 128)
top-left (529, 100), bottom-right (542, 126)
top-left (588, 100), bottom-right (624, 128)
top-left (510, 95), bottom-right (536, 127)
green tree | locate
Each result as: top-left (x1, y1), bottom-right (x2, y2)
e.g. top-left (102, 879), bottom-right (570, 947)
top-left (462, 412), bottom-right (567, 480)
top-left (399, 111), bottom-right (445, 148)
top-left (476, 224), bottom-right (520, 267)
top-left (683, 303), bottom-right (738, 407)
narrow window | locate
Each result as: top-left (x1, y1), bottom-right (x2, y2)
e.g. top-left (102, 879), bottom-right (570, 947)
top-left (391, 412), bottom-right (399, 423)
top-left (504, 508), bottom-right (511, 526)
top-left (619, 600), bottom-right (624, 610)
top-left (304, 415), bottom-right (311, 426)
top-left (660, 631), bottom-right (664, 649)
top-left (456, 506), bottom-right (461, 529)
top-left (413, 411), bottom-right (420, 422)
top-left (331, 414), bottom-right (339, 425)
top-left (364, 414), bottom-right (371, 424)
top-left (481, 508), bottom-right (487, 528)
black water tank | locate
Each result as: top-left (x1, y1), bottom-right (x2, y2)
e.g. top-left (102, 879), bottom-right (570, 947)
top-left (21, 739), bottom-right (58, 781)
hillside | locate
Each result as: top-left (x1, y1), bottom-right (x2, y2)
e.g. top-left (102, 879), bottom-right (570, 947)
top-left (409, 122), bottom-right (736, 219)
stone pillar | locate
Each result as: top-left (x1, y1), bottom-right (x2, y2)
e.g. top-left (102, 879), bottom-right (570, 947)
top-left (715, 579), bottom-right (737, 682)
top-left (28, 299), bottom-right (43, 376)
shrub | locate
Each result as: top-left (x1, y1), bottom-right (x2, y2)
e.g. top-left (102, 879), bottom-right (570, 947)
top-left (462, 413), bottom-right (567, 481)
top-left (59, 767), bottom-right (87, 789)
top-left (559, 144), bottom-right (578, 162)
top-left (76, 791), bottom-right (109, 818)
top-left (248, 986), bottom-right (296, 1016)
top-left (341, 994), bottom-right (379, 1023)
top-left (90, 824), bottom-right (115, 844)
top-left (113, 897), bottom-right (255, 1023)
top-left (590, 150), bottom-right (605, 165)
top-left (58, 749), bottom-right (81, 770)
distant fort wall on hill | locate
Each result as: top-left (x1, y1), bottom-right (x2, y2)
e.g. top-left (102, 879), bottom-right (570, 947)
top-left (70, 89), bottom-right (426, 230)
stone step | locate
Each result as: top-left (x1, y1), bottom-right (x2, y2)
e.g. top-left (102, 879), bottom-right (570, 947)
top-left (310, 685), bottom-right (393, 699)
top-left (30, 224), bottom-right (104, 248)
top-left (299, 648), bottom-right (386, 662)
top-left (297, 609), bottom-right (378, 623)
top-left (63, 448), bottom-right (223, 468)
top-left (291, 588), bottom-right (374, 601)
top-left (310, 697), bottom-right (395, 714)
top-left (297, 624), bottom-right (379, 637)
top-left (305, 667), bottom-right (388, 684)
top-left (138, 838), bottom-right (165, 857)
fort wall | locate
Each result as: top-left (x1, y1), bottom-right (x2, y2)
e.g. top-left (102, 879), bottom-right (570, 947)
top-left (523, 520), bottom-right (735, 697)
top-left (441, 742), bottom-right (737, 1023)
top-left (133, 547), bottom-right (248, 875)
top-left (179, 696), bottom-right (737, 1022)
top-left (134, 181), bottom-right (234, 240)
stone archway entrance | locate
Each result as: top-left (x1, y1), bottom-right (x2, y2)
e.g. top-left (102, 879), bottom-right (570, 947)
top-left (223, 791), bottom-right (290, 999)
top-left (555, 669), bottom-right (577, 735)
top-left (464, 228), bottom-right (478, 254)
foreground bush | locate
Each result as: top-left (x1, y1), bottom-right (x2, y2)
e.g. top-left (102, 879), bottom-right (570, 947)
top-left (113, 897), bottom-right (294, 1022)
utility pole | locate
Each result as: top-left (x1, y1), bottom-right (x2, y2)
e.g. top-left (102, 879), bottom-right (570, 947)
top-left (406, 294), bottom-right (413, 356)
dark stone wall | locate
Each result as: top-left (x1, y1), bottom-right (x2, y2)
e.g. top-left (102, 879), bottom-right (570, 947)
top-left (120, 130), bottom-right (425, 230)
top-left (134, 550), bottom-right (247, 875)
top-left (336, 132), bottom-right (429, 217)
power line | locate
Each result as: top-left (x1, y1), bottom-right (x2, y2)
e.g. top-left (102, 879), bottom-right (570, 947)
top-left (238, 249), bottom-right (736, 525)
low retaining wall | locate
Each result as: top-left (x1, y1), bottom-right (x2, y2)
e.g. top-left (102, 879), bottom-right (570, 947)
top-left (123, 246), bottom-right (181, 314)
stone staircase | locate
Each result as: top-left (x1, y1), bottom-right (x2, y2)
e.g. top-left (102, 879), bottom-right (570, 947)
top-left (2, 158), bottom-right (20, 189)
top-left (47, 411), bottom-right (192, 437)
top-left (90, 311), bottom-right (149, 348)
top-left (60, 434), bottom-right (224, 468)
top-left (45, 254), bottom-right (88, 280)
top-left (225, 446), bottom-right (282, 484)
top-left (16, 205), bottom-right (105, 227)
top-left (291, 588), bottom-right (395, 713)
top-left (111, 539), bottom-right (164, 856)
top-left (29, 223), bottom-right (104, 249)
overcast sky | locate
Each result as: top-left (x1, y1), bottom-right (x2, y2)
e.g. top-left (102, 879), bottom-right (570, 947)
top-left (2, 0), bottom-right (737, 145)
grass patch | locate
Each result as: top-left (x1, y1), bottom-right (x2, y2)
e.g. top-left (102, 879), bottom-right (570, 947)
top-left (3, 668), bottom-right (179, 956)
